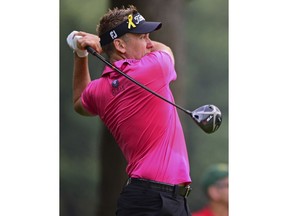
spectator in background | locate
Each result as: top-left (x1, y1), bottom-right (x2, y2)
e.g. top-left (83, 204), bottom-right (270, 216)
top-left (192, 163), bottom-right (228, 216)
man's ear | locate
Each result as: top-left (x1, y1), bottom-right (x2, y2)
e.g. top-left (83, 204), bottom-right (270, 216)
top-left (113, 39), bottom-right (126, 54)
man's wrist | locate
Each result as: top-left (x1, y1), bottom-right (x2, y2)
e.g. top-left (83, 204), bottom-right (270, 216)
top-left (74, 49), bottom-right (88, 58)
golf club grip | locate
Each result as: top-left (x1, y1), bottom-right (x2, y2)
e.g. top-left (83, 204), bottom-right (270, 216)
top-left (86, 46), bottom-right (96, 55)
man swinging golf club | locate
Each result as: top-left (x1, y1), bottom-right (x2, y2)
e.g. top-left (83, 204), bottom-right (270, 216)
top-left (67, 5), bottom-right (220, 215)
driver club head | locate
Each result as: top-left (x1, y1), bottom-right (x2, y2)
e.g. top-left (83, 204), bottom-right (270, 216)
top-left (191, 104), bottom-right (222, 134)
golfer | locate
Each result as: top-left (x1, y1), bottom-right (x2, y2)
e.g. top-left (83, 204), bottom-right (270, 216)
top-left (67, 5), bottom-right (191, 215)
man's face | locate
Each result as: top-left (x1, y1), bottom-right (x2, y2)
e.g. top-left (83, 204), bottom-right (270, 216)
top-left (122, 33), bottom-right (153, 59)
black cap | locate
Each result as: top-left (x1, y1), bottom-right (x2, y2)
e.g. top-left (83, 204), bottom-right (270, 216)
top-left (100, 12), bottom-right (162, 46)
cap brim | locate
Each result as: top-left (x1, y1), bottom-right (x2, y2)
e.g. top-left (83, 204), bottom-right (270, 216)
top-left (129, 21), bottom-right (162, 34)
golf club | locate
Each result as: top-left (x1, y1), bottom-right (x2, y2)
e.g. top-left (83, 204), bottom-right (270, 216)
top-left (86, 46), bottom-right (222, 134)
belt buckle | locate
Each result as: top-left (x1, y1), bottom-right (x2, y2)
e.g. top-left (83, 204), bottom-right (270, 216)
top-left (126, 178), bottom-right (132, 186)
top-left (184, 185), bottom-right (191, 198)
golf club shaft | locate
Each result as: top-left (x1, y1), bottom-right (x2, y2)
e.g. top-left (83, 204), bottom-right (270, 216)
top-left (86, 46), bottom-right (192, 116)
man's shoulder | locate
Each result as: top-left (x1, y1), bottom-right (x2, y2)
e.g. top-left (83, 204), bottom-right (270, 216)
top-left (140, 50), bottom-right (173, 67)
top-left (145, 50), bottom-right (171, 59)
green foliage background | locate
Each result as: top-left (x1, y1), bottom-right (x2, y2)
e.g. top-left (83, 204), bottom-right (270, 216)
top-left (60, 0), bottom-right (228, 215)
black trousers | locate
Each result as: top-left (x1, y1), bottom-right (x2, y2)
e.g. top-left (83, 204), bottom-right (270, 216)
top-left (116, 181), bottom-right (191, 216)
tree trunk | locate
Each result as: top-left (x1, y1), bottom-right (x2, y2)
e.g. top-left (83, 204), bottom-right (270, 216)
top-left (97, 125), bottom-right (127, 216)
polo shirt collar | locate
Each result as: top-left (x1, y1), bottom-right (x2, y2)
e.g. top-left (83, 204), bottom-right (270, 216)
top-left (102, 59), bottom-right (138, 76)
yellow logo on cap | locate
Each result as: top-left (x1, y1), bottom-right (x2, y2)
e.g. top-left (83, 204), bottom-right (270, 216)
top-left (127, 14), bottom-right (136, 29)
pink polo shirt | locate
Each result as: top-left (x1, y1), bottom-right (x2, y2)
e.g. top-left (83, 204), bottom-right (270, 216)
top-left (81, 51), bottom-right (191, 185)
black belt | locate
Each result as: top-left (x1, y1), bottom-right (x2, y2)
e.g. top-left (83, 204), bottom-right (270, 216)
top-left (126, 178), bottom-right (191, 198)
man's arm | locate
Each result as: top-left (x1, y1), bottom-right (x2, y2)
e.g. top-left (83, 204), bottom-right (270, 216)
top-left (69, 31), bottom-right (103, 116)
top-left (73, 54), bottom-right (92, 116)
top-left (151, 41), bottom-right (175, 65)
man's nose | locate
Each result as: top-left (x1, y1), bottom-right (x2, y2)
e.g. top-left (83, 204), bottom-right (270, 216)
top-left (146, 38), bottom-right (153, 49)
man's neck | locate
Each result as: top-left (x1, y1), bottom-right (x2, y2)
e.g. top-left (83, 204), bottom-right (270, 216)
top-left (110, 52), bottom-right (126, 64)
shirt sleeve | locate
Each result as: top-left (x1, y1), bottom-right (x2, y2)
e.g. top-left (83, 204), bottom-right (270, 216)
top-left (142, 51), bottom-right (177, 84)
top-left (81, 81), bottom-right (99, 116)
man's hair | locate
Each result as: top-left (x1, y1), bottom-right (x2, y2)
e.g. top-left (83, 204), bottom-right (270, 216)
top-left (97, 5), bottom-right (138, 57)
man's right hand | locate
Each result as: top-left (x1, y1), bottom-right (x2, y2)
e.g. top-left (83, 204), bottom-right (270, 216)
top-left (67, 31), bottom-right (89, 58)
top-left (67, 31), bottom-right (103, 58)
